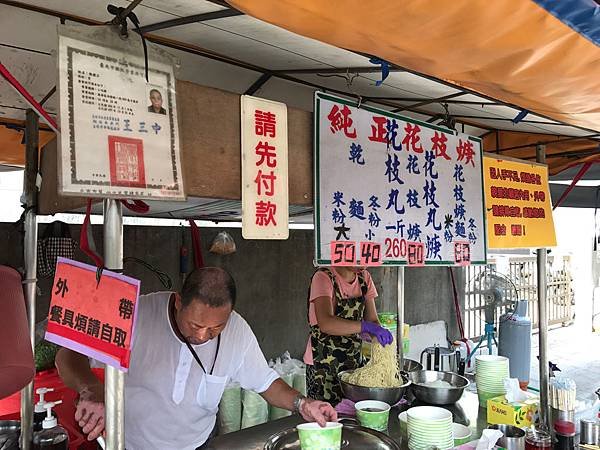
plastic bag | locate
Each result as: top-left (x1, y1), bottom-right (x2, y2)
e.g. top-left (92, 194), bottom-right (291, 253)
top-left (218, 382), bottom-right (242, 435)
top-left (267, 352), bottom-right (307, 420)
top-left (209, 231), bottom-right (236, 255)
top-left (293, 368), bottom-right (307, 396)
top-left (269, 373), bottom-right (294, 421)
top-left (241, 389), bottom-right (269, 429)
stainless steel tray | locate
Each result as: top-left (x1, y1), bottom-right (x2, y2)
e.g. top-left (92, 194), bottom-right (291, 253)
top-left (263, 422), bottom-right (400, 450)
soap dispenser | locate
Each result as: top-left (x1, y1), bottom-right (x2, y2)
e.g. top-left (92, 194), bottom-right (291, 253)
top-left (32, 401), bottom-right (68, 450)
top-left (33, 388), bottom-right (55, 432)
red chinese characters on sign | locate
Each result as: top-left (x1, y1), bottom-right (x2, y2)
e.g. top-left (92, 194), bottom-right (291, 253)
top-left (402, 123), bottom-right (424, 153)
top-left (369, 116), bottom-right (388, 143)
top-left (45, 258), bottom-right (140, 371)
top-left (255, 110), bottom-right (276, 138)
top-left (456, 139), bottom-right (476, 167)
top-left (431, 132), bottom-right (451, 161)
top-left (327, 104), bottom-right (357, 138)
top-left (254, 170), bottom-right (276, 196)
top-left (253, 109), bottom-right (279, 227)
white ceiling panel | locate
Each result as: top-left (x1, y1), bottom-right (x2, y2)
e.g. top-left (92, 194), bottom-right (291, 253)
top-left (0, 5), bottom-right (59, 53)
top-left (155, 22), bottom-right (332, 70)
top-left (12, 0), bottom-right (173, 24)
top-left (381, 71), bottom-right (460, 98)
top-left (135, 0), bottom-right (225, 18)
top-left (0, 46), bottom-right (56, 120)
top-left (204, 15), bottom-right (367, 68)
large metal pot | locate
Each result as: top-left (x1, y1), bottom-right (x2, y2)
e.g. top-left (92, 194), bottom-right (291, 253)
top-left (409, 370), bottom-right (469, 405)
top-left (402, 358), bottom-right (423, 373)
top-left (338, 371), bottom-right (411, 404)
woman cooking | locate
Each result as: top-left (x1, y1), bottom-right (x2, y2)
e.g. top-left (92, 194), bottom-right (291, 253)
top-left (304, 266), bottom-right (393, 404)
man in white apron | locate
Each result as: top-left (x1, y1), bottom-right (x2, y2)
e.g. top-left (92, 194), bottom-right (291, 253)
top-left (56, 267), bottom-right (336, 450)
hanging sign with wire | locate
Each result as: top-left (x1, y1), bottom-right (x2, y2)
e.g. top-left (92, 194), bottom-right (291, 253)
top-left (483, 155), bottom-right (556, 248)
top-left (45, 257), bottom-right (140, 371)
top-left (57, 25), bottom-right (185, 201)
top-left (314, 92), bottom-right (487, 266)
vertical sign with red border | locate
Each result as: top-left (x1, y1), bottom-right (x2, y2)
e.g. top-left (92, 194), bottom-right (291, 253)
top-left (241, 95), bottom-right (289, 239)
top-left (44, 258), bottom-right (140, 371)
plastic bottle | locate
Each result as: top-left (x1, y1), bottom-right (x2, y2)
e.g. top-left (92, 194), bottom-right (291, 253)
top-left (32, 401), bottom-right (69, 450)
top-left (33, 388), bottom-right (55, 432)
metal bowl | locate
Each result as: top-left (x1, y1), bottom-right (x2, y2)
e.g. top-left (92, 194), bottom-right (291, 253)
top-left (409, 370), bottom-right (469, 405)
top-left (401, 358), bottom-right (423, 373)
top-left (338, 371), bottom-right (411, 404)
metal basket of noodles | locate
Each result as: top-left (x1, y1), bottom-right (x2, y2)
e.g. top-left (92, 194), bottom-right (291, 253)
top-left (338, 370), bottom-right (411, 404)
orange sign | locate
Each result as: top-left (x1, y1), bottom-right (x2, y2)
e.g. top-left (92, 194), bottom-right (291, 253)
top-left (45, 258), bottom-right (140, 371)
top-left (483, 155), bottom-right (556, 248)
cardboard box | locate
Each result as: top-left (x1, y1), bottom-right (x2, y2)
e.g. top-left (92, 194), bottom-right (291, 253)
top-left (487, 393), bottom-right (539, 427)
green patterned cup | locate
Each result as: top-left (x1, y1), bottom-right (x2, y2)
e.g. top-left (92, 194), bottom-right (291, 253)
top-left (355, 400), bottom-right (391, 432)
top-left (453, 423), bottom-right (472, 446)
top-left (297, 422), bottom-right (342, 450)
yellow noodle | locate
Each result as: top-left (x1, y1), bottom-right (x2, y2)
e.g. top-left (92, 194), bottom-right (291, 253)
top-left (344, 339), bottom-right (401, 388)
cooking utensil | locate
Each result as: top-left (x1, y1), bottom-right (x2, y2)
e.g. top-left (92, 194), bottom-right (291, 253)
top-left (581, 419), bottom-right (600, 445)
top-left (409, 370), bottom-right (469, 405)
top-left (489, 424), bottom-right (525, 450)
top-left (263, 421), bottom-right (400, 450)
top-left (420, 346), bottom-right (458, 372)
top-left (401, 358), bottom-right (423, 373)
top-left (338, 371), bottom-right (410, 404)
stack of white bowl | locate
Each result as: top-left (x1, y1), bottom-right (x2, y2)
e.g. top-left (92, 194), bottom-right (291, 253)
top-left (407, 406), bottom-right (453, 450)
top-left (475, 355), bottom-right (510, 407)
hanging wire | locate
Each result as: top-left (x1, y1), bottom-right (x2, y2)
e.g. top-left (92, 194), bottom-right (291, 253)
top-left (124, 257), bottom-right (173, 289)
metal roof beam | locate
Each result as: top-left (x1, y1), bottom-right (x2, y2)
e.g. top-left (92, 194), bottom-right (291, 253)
top-left (453, 115), bottom-right (563, 126)
top-left (392, 92), bottom-right (466, 113)
top-left (138, 9), bottom-right (244, 34)
top-left (278, 67), bottom-right (403, 75)
top-left (523, 148), bottom-right (600, 160)
top-left (244, 73), bottom-right (272, 95)
top-left (489, 133), bottom-right (600, 154)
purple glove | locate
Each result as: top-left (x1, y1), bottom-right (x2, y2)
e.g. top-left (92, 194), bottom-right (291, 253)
top-left (361, 321), bottom-right (393, 346)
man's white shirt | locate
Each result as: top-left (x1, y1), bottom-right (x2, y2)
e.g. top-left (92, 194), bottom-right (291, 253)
top-left (121, 292), bottom-right (278, 450)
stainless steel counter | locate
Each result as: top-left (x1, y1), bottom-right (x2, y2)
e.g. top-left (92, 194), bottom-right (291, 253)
top-left (205, 391), bottom-right (488, 450)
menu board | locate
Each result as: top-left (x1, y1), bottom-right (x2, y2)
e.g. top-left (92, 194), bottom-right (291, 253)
top-left (314, 92), bottom-right (487, 266)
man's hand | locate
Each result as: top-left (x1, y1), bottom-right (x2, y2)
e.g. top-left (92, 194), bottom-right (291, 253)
top-left (75, 384), bottom-right (105, 441)
top-left (299, 398), bottom-right (338, 427)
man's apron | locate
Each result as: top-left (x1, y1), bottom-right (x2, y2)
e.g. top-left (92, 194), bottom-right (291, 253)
top-left (306, 268), bottom-right (367, 404)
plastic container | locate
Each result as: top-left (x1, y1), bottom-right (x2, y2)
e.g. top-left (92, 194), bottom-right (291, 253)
top-left (553, 420), bottom-right (575, 450)
top-left (525, 429), bottom-right (551, 450)
top-left (32, 401), bottom-right (68, 450)
top-left (498, 300), bottom-right (531, 387)
top-left (34, 388), bottom-right (56, 432)
top-left (297, 422), bottom-right (342, 450)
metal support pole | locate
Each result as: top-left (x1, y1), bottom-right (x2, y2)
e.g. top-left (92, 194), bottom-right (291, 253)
top-left (103, 199), bottom-right (125, 450)
top-left (20, 109), bottom-right (39, 450)
top-left (397, 267), bottom-right (405, 365)
top-left (536, 144), bottom-right (550, 430)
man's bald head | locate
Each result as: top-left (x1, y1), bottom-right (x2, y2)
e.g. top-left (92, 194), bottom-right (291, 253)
top-left (180, 267), bottom-right (236, 308)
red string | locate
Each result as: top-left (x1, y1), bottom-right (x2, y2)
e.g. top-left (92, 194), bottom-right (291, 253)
top-left (79, 199), bottom-right (104, 269)
top-left (187, 219), bottom-right (204, 269)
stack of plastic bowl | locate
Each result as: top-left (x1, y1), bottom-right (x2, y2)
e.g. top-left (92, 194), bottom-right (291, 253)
top-left (406, 406), bottom-right (453, 450)
top-left (475, 355), bottom-right (510, 407)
